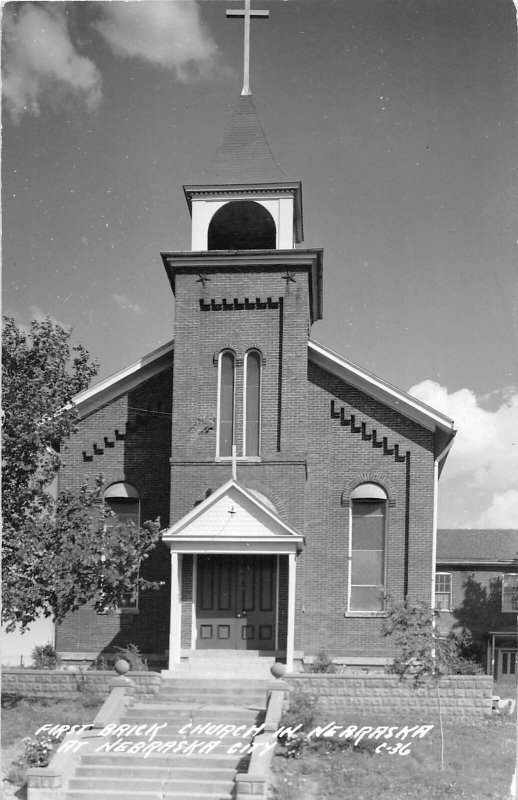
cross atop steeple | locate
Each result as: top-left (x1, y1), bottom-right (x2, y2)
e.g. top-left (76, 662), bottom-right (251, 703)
top-left (226, 0), bottom-right (269, 96)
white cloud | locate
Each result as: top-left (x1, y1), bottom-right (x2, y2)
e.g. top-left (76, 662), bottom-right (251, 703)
top-left (2, 3), bottom-right (102, 123)
top-left (478, 490), bottom-right (518, 528)
top-left (113, 294), bottom-right (145, 316)
top-left (94, 1), bottom-right (224, 81)
top-left (409, 379), bottom-right (518, 528)
top-left (30, 306), bottom-right (69, 331)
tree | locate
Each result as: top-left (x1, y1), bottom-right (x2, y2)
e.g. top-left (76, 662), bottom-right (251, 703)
top-left (382, 596), bottom-right (482, 770)
top-left (2, 317), bottom-right (162, 631)
top-left (382, 596), bottom-right (481, 685)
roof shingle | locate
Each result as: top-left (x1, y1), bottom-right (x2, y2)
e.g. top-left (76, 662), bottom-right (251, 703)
top-left (437, 529), bottom-right (518, 564)
top-left (201, 94), bottom-right (291, 185)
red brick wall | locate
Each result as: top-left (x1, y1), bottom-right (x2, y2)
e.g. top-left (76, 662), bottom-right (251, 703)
top-left (437, 566), bottom-right (514, 661)
top-left (55, 260), bottom-right (438, 663)
top-left (56, 368), bottom-right (173, 657)
top-left (298, 361), bottom-right (435, 658)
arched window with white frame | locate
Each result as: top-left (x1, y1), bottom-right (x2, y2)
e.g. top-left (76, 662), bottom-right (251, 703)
top-left (244, 349), bottom-right (261, 457)
top-left (348, 483), bottom-right (387, 612)
top-left (217, 350), bottom-right (236, 457)
top-left (103, 482), bottom-right (140, 611)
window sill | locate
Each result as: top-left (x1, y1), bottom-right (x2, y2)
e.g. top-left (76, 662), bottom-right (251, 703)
top-left (215, 456), bottom-right (262, 463)
top-left (96, 607), bottom-right (139, 616)
top-left (344, 611), bottom-right (386, 618)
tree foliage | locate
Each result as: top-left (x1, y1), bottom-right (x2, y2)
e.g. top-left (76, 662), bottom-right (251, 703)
top-left (2, 317), bottom-right (162, 631)
top-left (382, 596), bottom-right (483, 685)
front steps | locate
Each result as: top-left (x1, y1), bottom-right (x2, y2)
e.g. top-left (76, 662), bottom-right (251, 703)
top-left (164, 649), bottom-right (277, 680)
top-left (64, 653), bottom-right (275, 800)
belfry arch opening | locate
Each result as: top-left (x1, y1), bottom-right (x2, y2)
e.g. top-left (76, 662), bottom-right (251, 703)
top-left (208, 201), bottom-right (276, 250)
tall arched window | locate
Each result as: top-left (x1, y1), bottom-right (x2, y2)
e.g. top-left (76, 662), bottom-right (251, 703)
top-left (244, 350), bottom-right (261, 457)
top-left (348, 483), bottom-right (387, 612)
top-left (103, 482), bottom-right (140, 610)
top-left (218, 350), bottom-right (236, 457)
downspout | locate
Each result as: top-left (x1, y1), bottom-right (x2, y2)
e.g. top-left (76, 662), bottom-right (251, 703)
top-left (431, 432), bottom-right (456, 607)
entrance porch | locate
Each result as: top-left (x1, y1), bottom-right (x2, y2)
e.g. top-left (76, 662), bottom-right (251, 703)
top-left (162, 479), bottom-right (304, 671)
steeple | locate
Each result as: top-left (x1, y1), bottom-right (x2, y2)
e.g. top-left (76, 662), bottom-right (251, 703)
top-left (182, 3), bottom-right (304, 251)
top-left (202, 94), bottom-right (291, 185)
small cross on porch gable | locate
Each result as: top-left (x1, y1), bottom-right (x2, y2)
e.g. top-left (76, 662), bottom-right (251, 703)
top-left (226, 0), bottom-right (269, 96)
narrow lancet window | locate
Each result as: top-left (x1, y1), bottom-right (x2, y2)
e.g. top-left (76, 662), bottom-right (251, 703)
top-left (244, 350), bottom-right (261, 456)
top-left (218, 351), bottom-right (235, 457)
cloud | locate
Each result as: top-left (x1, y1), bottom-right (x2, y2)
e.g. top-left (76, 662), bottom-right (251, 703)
top-left (113, 294), bottom-right (145, 317)
top-left (2, 3), bottom-right (102, 123)
top-left (29, 306), bottom-right (69, 331)
top-left (409, 380), bottom-right (518, 528)
top-left (94, 1), bottom-right (225, 81)
top-left (478, 490), bottom-right (518, 528)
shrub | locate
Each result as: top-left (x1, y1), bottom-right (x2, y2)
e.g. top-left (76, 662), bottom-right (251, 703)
top-left (114, 643), bottom-right (147, 671)
top-left (309, 651), bottom-right (337, 674)
top-left (280, 688), bottom-right (320, 732)
top-left (32, 644), bottom-right (61, 670)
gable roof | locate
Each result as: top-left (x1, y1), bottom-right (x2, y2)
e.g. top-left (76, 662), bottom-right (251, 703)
top-left (70, 338), bottom-right (455, 459)
top-left (308, 339), bottom-right (455, 458)
top-left (437, 529), bottom-right (518, 565)
top-left (162, 479), bottom-right (304, 552)
top-left (71, 340), bottom-right (174, 419)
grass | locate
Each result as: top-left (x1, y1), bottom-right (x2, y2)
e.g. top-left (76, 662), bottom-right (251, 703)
top-left (1, 693), bottom-right (103, 792)
top-left (270, 715), bottom-right (515, 800)
top-left (2, 693), bottom-right (103, 749)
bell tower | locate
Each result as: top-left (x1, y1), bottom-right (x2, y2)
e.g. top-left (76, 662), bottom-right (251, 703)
top-left (161, 1), bottom-right (323, 527)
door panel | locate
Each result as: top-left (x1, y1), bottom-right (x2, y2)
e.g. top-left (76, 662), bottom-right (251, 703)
top-left (196, 555), bottom-right (276, 650)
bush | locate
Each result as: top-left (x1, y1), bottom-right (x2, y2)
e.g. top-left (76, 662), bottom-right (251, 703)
top-left (32, 644), bottom-right (61, 670)
top-left (309, 651), bottom-right (337, 674)
top-left (114, 643), bottom-right (147, 671)
top-left (280, 688), bottom-right (320, 732)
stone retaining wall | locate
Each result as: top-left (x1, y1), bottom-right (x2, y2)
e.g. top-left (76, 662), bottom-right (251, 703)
top-left (287, 673), bottom-right (493, 723)
top-left (1, 669), bottom-right (161, 701)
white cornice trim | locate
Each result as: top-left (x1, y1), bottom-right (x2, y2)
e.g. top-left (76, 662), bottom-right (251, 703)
top-left (163, 478), bottom-right (304, 546)
top-left (71, 340), bottom-right (174, 419)
top-left (308, 339), bottom-right (455, 437)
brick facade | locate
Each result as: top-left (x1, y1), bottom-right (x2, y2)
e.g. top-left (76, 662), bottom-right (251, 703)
top-left (52, 99), bottom-right (451, 665)
top-left (54, 254), bottom-right (441, 664)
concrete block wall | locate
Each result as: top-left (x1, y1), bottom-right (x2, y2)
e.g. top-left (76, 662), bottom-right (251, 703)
top-left (287, 674), bottom-right (493, 723)
top-left (1, 669), bottom-right (161, 701)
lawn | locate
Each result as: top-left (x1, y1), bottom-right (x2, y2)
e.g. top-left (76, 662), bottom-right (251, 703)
top-left (1, 693), bottom-right (103, 797)
top-left (270, 716), bottom-right (515, 800)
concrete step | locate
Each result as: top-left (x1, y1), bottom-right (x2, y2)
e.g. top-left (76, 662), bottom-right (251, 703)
top-left (66, 792), bottom-right (233, 800)
top-left (125, 702), bottom-right (263, 718)
top-left (74, 765), bottom-right (236, 780)
top-left (80, 753), bottom-right (249, 769)
top-left (68, 777), bottom-right (234, 793)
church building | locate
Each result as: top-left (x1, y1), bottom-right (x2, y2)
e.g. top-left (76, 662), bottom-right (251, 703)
top-left (54, 11), bottom-right (456, 672)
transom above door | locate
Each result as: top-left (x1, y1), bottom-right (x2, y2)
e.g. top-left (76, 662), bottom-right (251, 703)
top-left (196, 554), bottom-right (276, 650)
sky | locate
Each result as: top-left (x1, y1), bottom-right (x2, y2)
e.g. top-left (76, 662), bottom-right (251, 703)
top-left (2, 0), bottom-right (517, 529)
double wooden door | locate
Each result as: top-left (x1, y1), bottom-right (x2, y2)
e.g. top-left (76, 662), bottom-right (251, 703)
top-left (196, 554), bottom-right (276, 650)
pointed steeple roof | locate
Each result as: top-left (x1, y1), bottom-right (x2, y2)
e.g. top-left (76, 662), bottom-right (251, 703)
top-left (201, 94), bottom-right (291, 185)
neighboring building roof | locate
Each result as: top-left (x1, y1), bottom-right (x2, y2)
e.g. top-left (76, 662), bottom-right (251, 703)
top-left (71, 338), bottom-right (456, 456)
top-left (200, 94), bottom-right (291, 185)
top-left (437, 529), bottom-right (518, 566)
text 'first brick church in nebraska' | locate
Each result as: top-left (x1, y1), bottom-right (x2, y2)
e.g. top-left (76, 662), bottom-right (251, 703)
top-left (56, 25), bottom-right (455, 672)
